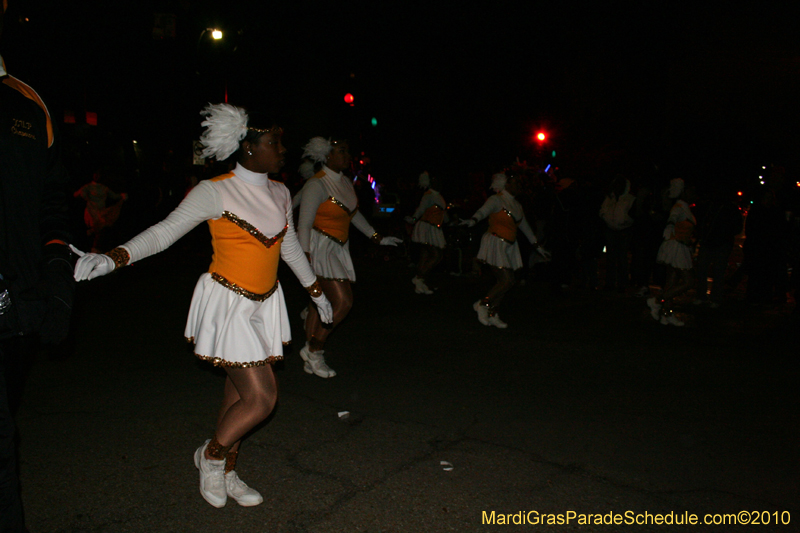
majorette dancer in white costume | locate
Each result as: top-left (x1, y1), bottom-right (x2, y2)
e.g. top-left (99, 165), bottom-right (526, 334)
top-left (404, 171), bottom-right (448, 294)
top-left (461, 171), bottom-right (549, 328)
top-left (72, 104), bottom-right (333, 509)
top-left (647, 178), bottom-right (696, 326)
top-left (296, 136), bottom-right (402, 378)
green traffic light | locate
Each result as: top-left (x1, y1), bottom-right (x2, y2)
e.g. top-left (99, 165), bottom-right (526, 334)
top-left (371, 117), bottom-right (378, 127)
top-left (551, 150), bottom-right (556, 158)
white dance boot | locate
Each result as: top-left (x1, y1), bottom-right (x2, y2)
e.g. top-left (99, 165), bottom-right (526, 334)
top-left (225, 471), bottom-right (264, 507)
top-left (646, 297), bottom-right (662, 321)
top-left (412, 276), bottom-right (433, 294)
top-left (193, 440), bottom-right (227, 508)
top-left (473, 301), bottom-right (490, 326)
top-left (660, 312), bottom-right (685, 326)
top-left (300, 343), bottom-right (337, 378)
top-left (487, 312), bottom-right (508, 329)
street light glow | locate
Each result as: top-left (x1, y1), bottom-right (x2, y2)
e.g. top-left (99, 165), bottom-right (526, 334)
top-left (211, 29), bottom-right (223, 40)
top-left (536, 132), bottom-right (546, 141)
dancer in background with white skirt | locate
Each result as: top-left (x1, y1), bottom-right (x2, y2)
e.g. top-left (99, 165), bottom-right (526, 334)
top-left (405, 171), bottom-right (448, 294)
top-left (461, 171), bottom-right (549, 328)
top-left (647, 178), bottom-right (696, 326)
top-left (72, 104), bottom-right (332, 509)
top-left (296, 136), bottom-right (401, 378)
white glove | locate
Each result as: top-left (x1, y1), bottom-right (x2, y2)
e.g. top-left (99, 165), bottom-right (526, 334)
top-left (404, 216), bottom-right (416, 224)
top-left (380, 236), bottom-right (402, 246)
top-left (311, 293), bottom-right (333, 325)
top-left (70, 245), bottom-right (116, 281)
top-left (535, 245), bottom-right (552, 261)
top-left (459, 218), bottom-right (476, 227)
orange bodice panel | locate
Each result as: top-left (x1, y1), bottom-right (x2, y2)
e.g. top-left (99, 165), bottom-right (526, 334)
top-left (488, 209), bottom-right (519, 243)
top-left (672, 220), bottom-right (695, 244)
top-left (207, 211), bottom-right (286, 295)
top-left (313, 198), bottom-right (357, 244)
top-left (421, 204), bottom-right (445, 228)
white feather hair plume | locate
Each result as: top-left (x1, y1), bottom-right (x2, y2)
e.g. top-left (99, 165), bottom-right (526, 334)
top-left (490, 172), bottom-right (507, 192)
top-left (668, 178), bottom-right (685, 199)
top-left (198, 103), bottom-right (249, 161)
top-left (418, 171), bottom-right (430, 189)
top-left (302, 136), bottom-right (333, 164)
top-left (298, 159), bottom-right (316, 180)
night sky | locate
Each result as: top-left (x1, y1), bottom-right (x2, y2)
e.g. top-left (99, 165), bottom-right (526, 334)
top-left (3, 1), bottom-right (799, 192)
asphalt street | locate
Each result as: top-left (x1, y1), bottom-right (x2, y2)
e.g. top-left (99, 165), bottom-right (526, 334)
top-left (15, 244), bottom-right (799, 532)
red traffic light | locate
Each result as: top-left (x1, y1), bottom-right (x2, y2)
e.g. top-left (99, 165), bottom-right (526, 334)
top-left (536, 132), bottom-right (546, 142)
top-left (344, 93), bottom-right (354, 104)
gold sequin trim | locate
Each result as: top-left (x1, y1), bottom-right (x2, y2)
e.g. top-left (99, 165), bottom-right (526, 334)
top-left (207, 436), bottom-right (230, 459)
top-left (247, 125), bottom-right (283, 135)
top-left (305, 280), bottom-right (322, 297)
top-left (222, 211), bottom-right (287, 249)
top-left (194, 352), bottom-right (283, 367)
top-left (105, 247), bottom-right (130, 269)
top-left (490, 232), bottom-right (516, 245)
top-left (225, 449), bottom-right (238, 474)
top-left (327, 196), bottom-right (357, 216)
top-left (313, 226), bottom-right (347, 245)
top-left (318, 275), bottom-right (352, 283)
top-left (210, 273), bottom-right (279, 301)
top-left (501, 208), bottom-right (521, 224)
top-left (370, 232), bottom-right (382, 245)
top-left (476, 257), bottom-right (518, 271)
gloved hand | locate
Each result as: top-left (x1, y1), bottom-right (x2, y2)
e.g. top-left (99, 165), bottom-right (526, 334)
top-left (459, 218), bottom-right (476, 227)
top-left (39, 242), bottom-right (76, 344)
top-left (70, 245), bottom-right (115, 281)
top-left (535, 245), bottom-right (552, 261)
top-left (379, 236), bottom-right (402, 246)
top-left (311, 293), bottom-right (333, 327)
top-left (404, 216), bottom-right (416, 224)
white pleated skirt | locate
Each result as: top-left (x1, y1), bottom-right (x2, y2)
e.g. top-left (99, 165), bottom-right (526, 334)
top-left (477, 233), bottom-right (523, 270)
top-left (411, 222), bottom-right (446, 249)
top-left (184, 273), bottom-right (291, 367)
top-left (309, 230), bottom-right (356, 282)
top-left (656, 239), bottom-right (693, 270)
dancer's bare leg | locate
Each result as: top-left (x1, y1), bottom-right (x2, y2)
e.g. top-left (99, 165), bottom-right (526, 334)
top-left (485, 266), bottom-right (516, 309)
top-left (206, 365), bottom-right (277, 460)
top-left (305, 279), bottom-right (353, 351)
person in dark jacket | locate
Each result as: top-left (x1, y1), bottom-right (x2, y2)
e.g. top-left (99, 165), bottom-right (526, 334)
top-left (693, 187), bottom-right (743, 307)
top-left (1, 3), bottom-right (76, 529)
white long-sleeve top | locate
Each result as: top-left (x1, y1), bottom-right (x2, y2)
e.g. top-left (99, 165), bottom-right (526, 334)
top-left (470, 191), bottom-right (537, 244)
top-left (118, 163), bottom-right (318, 288)
top-left (411, 189), bottom-right (449, 223)
top-left (296, 166), bottom-right (376, 252)
top-left (599, 192), bottom-right (635, 230)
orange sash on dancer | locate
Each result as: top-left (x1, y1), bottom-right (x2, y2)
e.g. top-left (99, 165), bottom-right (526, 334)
top-left (488, 209), bottom-right (518, 243)
top-left (313, 198), bottom-right (356, 244)
top-left (421, 204), bottom-right (445, 228)
top-left (671, 220), bottom-right (694, 245)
